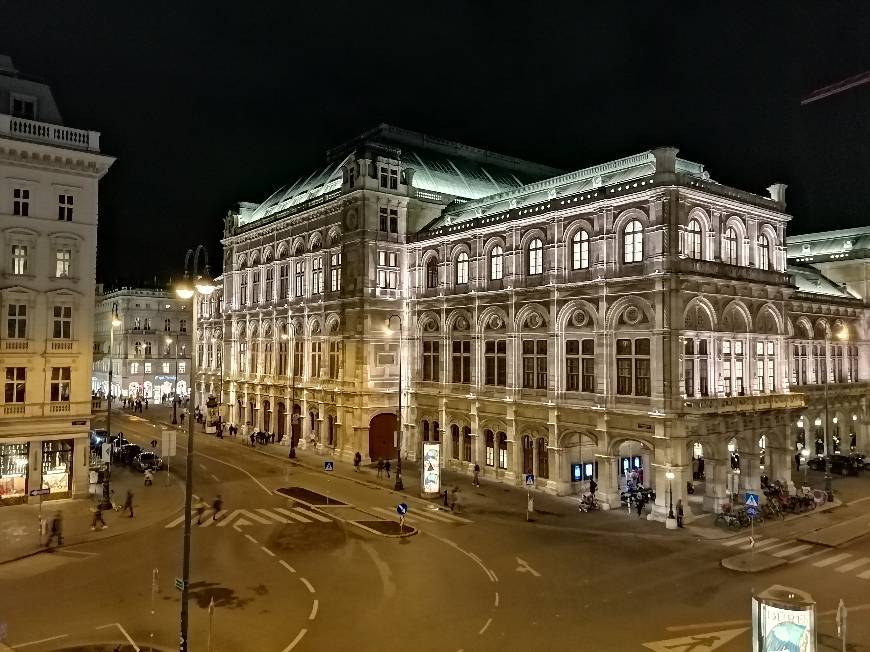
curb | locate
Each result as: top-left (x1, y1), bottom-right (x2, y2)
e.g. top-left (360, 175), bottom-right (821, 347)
top-left (721, 551), bottom-right (787, 573)
top-left (349, 521), bottom-right (419, 538)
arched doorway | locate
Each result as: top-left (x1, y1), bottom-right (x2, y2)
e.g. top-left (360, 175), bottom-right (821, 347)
top-left (263, 400), bottom-right (272, 432)
top-left (291, 404), bottom-right (302, 448)
top-left (277, 402), bottom-right (286, 441)
top-left (521, 435), bottom-right (533, 475)
top-left (327, 415), bottom-right (335, 447)
top-left (369, 413), bottom-right (397, 461)
top-left (536, 437), bottom-right (549, 479)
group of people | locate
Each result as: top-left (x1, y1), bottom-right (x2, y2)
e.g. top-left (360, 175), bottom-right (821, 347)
top-left (375, 458), bottom-right (393, 478)
top-left (122, 397), bottom-right (148, 412)
top-left (250, 430), bottom-right (280, 446)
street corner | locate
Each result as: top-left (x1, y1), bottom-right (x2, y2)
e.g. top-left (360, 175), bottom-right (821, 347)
top-left (350, 520), bottom-right (418, 538)
top-left (720, 551), bottom-right (786, 573)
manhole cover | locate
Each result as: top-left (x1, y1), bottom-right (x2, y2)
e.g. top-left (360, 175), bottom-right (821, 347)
top-left (276, 487), bottom-right (347, 506)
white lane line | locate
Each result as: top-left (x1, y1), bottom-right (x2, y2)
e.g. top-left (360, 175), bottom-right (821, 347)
top-left (261, 546), bottom-right (276, 557)
top-left (211, 474), bottom-right (220, 482)
top-left (773, 544), bottom-right (813, 558)
top-left (200, 510), bottom-right (227, 527)
top-left (857, 569), bottom-right (870, 579)
top-left (836, 557), bottom-right (870, 573)
top-left (434, 535), bottom-right (498, 583)
top-left (309, 599), bottom-right (319, 620)
top-left (244, 534), bottom-right (259, 545)
top-left (494, 592), bottom-right (499, 607)
top-left (722, 536), bottom-right (752, 547)
top-left (258, 508), bottom-right (289, 523)
top-left (199, 464), bottom-right (208, 471)
top-left (279, 560), bottom-right (296, 573)
top-left (299, 577), bottom-right (315, 594)
top-left (813, 552), bottom-right (853, 568)
top-left (275, 507), bottom-right (312, 523)
top-left (281, 628), bottom-right (307, 652)
top-left (478, 618), bottom-right (492, 635)
top-left (195, 510), bottom-right (214, 523)
top-left (96, 623), bottom-right (139, 651)
top-left (295, 507), bottom-right (332, 522)
top-left (12, 634), bottom-right (70, 648)
top-left (848, 495), bottom-right (870, 505)
top-left (741, 537), bottom-right (780, 550)
top-left (164, 514), bottom-right (185, 528)
top-left (490, 570), bottom-right (499, 582)
top-left (191, 451), bottom-right (273, 496)
top-left (789, 548), bottom-right (829, 565)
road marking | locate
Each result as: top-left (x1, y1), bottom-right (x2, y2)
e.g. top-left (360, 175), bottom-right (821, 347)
top-left (741, 537), bottom-right (780, 550)
top-left (12, 634), bottom-right (69, 648)
top-left (309, 599), bottom-right (319, 620)
top-left (858, 569), bottom-right (870, 579)
top-left (433, 536), bottom-right (497, 582)
top-left (848, 495), bottom-right (870, 505)
top-left (515, 557), bottom-right (541, 577)
top-left (478, 618), bottom-right (492, 635)
top-left (279, 560), bottom-right (296, 573)
top-left (165, 514), bottom-right (185, 528)
top-left (211, 474), bottom-right (220, 482)
top-left (643, 627), bottom-right (749, 651)
top-left (772, 544), bottom-right (813, 558)
top-left (200, 510), bottom-right (227, 527)
top-left (56, 549), bottom-right (99, 557)
top-left (258, 508), bottom-right (289, 523)
top-left (721, 536), bottom-right (752, 547)
top-left (96, 623), bottom-right (139, 651)
top-left (299, 577), bottom-right (315, 594)
top-left (281, 628), bottom-right (307, 652)
top-left (199, 464), bottom-right (208, 471)
top-left (244, 534), bottom-right (258, 545)
top-left (261, 546), bottom-right (275, 557)
top-left (494, 592), bottom-right (499, 607)
top-left (215, 509), bottom-right (272, 526)
top-left (789, 548), bottom-right (829, 564)
top-left (813, 552), bottom-right (852, 568)
top-left (835, 557), bottom-right (870, 573)
top-left (295, 506), bottom-right (331, 522)
top-left (192, 450), bottom-right (273, 496)
top-left (275, 506), bottom-right (312, 523)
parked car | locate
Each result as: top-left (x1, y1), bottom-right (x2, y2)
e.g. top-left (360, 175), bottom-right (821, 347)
top-left (133, 451), bottom-right (163, 472)
top-left (117, 443), bottom-right (142, 465)
top-left (807, 454), bottom-right (860, 476)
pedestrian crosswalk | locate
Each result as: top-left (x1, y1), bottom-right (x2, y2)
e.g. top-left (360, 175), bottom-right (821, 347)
top-left (164, 506), bottom-right (333, 529)
top-left (721, 535), bottom-right (870, 581)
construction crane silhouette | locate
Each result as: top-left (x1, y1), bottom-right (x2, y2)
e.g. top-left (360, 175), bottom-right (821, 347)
top-left (802, 70), bottom-right (870, 104)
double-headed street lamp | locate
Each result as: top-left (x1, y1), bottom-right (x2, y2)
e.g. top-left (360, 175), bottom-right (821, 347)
top-left (100, 303), bottom-right (122, 510)
top-left (385, 315), bottom-right (404, 491)
top-left (823, 326), bottom-right (849, 497)
top-left (166, 335), bottom-right (180, 424)
top-left (176, 245), bottom-right (216, 652)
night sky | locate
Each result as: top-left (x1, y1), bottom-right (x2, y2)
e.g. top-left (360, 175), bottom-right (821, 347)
top-left (1, 1), bottom-right (868, 286)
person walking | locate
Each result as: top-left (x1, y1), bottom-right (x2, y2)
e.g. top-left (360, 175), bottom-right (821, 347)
top-left (91, 504), bottom-right (107, 530)
top-left (45, 511), bottom-right (64, 547)
top-left (212, 494), bottom-right (223, 520)
top-left (676, 499), bottom-right (684, 528)
top-left (472, 463), bottom-right (480, 487)
top-left (453, 487), bottom-right (463, 514)
top-left (354, 451), bottom-right (362, 472)
top-left (250, 432), bottom-right (256, 447)
top-left (384, 459), bottom-right (391, 479)
top-left (123, 490), bottom-right (134, 518)
top-left (635, 495), bottom-right (645, 518)
top-left (449, 487), bottom-right (458, 512)
top-left (196, 501), bottom-right (207, 525)
top-left (376, 459), bottom-right (384, 478)
top-left (144, 468), bottom-right (153, 486)
top-left (180, 411), bottom-right (185, 425)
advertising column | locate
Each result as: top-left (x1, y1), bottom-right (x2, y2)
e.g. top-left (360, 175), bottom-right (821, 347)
top-left (421, 442), bottom-right (441, 498)
top-left (752, 585), bottom-right (816, 652)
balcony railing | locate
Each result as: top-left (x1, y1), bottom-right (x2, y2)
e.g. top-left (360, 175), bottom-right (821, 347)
top-left (0, 114), bottom-right (101, 152)
top-left (2, 340), bottom-right (29, 352)
top-left (683, 392), bottom-right (804, 414)
top-left (0, 400), bottom-right (93, 419)
top-left (674, 258), bottom-right (792, 286)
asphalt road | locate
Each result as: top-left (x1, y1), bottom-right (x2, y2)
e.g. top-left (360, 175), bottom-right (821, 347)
top-left (2, 413), bottom-right (868, 651)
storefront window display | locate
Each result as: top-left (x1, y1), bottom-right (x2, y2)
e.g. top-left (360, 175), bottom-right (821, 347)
top-left (0, 443), bottom-right (28, 499)
top-left (42, 440), bottom-right (73, 492)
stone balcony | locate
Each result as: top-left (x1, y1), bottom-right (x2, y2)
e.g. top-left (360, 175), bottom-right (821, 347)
top-left (681, 392), bottom-right (804, 415)
top-left (673, 257), bottom-right (793, 286)
top-left (0, 113), bottom-right (100, 152)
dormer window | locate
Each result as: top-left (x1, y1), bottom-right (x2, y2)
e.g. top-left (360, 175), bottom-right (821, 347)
top-left (11, 94), bottom-right (36, 120)
top-left (379, 166), bottom-right (398, 190)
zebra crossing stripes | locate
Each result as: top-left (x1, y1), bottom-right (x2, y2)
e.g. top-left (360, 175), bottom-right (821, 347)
top-left (812, 552), bottom-right (852, 568)
top-left (834, 557), bottom-right (870, 573)
top-left (858, 568), bottom-right (870, 579)
top-left (772, 544), bottom-right (813, 558)
top-left (370, 506), bottom-right (471, 526)
top-left (164, 506), bottom-right (334, 529)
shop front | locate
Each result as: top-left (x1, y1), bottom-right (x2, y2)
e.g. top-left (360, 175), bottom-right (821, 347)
top-left (41, 439), bottom-right (73, 497)
top-left (0, 442), bottom-right (29, 505)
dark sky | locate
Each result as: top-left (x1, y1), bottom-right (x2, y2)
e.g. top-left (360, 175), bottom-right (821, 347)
top-left (2, 1), bottom-right (868, 286)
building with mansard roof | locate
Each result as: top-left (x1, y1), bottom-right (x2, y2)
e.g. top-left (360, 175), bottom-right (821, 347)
top-left (200, 124), bottom-right (868, 521)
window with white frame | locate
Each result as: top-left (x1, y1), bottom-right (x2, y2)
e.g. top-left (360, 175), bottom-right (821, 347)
top-left (130, 362), bottom-right (139, 374)
top-left (164, 318), bottom-right (171, 331)
top-left (178, 361), bottom-right (186, 373)
top-left (451, 339), bottom-right (471, 384)
top-left (330, 253), bottom-right (342, 291)
top-left (848, 345), bottom-right (858, 382)
top-left (58, 194), bottom-right (74, 221)
top-left (723, 226), bottom-right (739, 265)
top-left (528, 238), bottom-right (543, 275)
top-left (757, 234), bottom-right (771, 270)
top-left (239, 273), bottom-right (248, 305)
top-left (755, 340), bottom-right (776, 392)
top-left (616, 338), bottom-right (650, 396)
top-left (831, 344), bottom-right (844, 383)
top-left (566, 339), bottom-right (595, 392)
top-left (484, 339), bottom-right (506, 386)
top-left (328, 340), bottom-right (342, 378)
top-left (490, 246), bottom-right (504, 280)
top-left (144, 362), bottom-right (152, 374)
top-left (311, 257), bottom-right (324, 294)
top-left (425, 258), bottom-right (438, 288)
top-left (264, 341), bottom-right (273, 375)
top-left (722, 339), bottom-right (745, 396)
top-left (572, 231), bottom-right (589, 269)
top-left (55, 249), bottom-right (71, 278)
top-left (144, 341), bottom-right (152, 356)
top-left (277, 340), bottom-right (288, 376)
top-left (52, 305), bottom-right (72, 339)
top-left (455, 252), bottom-right (469, 284)
top-left (522, 339), bottom-right (547, 389)
top-left (251, 269), bottom-right (261, 304)
top-left (12, 245), bottom-right (28, 275)
top-left (162, 363), bottom-right (170, 374)
top-left (293, 340), bottom-right (303, 377)
top-left (379, 166), bottom-right (398, 190)
top-left (12, 187), bottom-right (29, 216)
top-left (11, 95), bottom-right (35, 119)
top-left (238, 341), bottom-right (247, 372)
top-left (792, 343), bottom-right (808, 385)
top-left (6, 304), bottom-right (26, 339)
top-left (684, 338), bottom-right (709, 397)
top-left (265, 266), bottom-right (274, 301)
top-left (279, 263), bottom-right (289, 298)
top-left (686, 219), bottom-right (702, 259)
top-left (4, 367), bottom-right (26, 403)
top-left (623, 220), bottom-right (643, 263)
top-left (294, 261), bottom-right (305, 297)
top-left (377, 250), bottom-right (398, 289)
top-left (422, 340), bottom-right (440, 381)
top-left (310, 341), bottom-right (322, 378)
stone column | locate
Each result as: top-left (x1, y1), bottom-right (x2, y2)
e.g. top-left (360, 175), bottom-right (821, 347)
top-left (768, 445), bottom-right (795, 495)
top-left (552, 446), bottom-right (570, 495)
top-left (595, 454), bottom-right (621, 509)
top-left (703, 457), bottom-right (729, 513)
top-left (73, 435), bottom-right (89, 498)
top-left (739, 452), bottom-right (762, 496)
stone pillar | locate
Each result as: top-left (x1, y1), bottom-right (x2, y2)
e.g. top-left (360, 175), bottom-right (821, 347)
top-left (739, 452), bottom-right (762, 497)
top-left (595, 454), bottom-right (621, 509)
top-left (767, 445), bottom-right (795, 495)
top-left (703, 457), bottom-right (729, 513)
top-left (73, 435), bottom-right (89, 498)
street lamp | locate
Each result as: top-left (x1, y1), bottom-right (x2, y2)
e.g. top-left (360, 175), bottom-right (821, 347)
top-left (823, 326), bottom-right (849, 498)
top-left (282, 329), bottom-right (297, 459)
top-left (665, 467), bottom-right (676, 521)
top-left (176, 245), bottom-right (216, 652)
top-left (166, 336), bottom-right (179, 425)
top-left (386, 315), bottom-right (403, 491)
top-left (100, 303), bottom-right (122, 510)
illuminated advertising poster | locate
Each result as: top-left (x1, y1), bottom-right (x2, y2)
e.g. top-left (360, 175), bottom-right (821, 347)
top-left (752, 586), bottom-right (816, 652)
top-left (422, 443), bottom-right (440, 494)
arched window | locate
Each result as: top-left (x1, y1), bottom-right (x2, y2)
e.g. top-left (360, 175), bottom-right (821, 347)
top-left (537, 437), bottom-right (549, 479)
top-left (134, 341), bottom-right (142, 356)
top-left (572, 230), bottom-right (589, 270)
top-left (490, 245), bottom-right (504, 280)
top-left (522, 435), bottom-right (533, 474)
top-left (528, 238), bottom-right (543, 275)
top-left (422, 419), bottom-right (430, 442)
top-left (455, 252), bottom-right (469, 285)
top-left (462, 426), bottom-right (472, 461)
top-left (686, 219), bottom-right (702, 259)
top-left (497, 432), bottom-right (508, 469)
top-left (485, 430), bottom-right (495, 466)
top-left (451, 424), bottom-right (460, 460)
top-left (426, 258), bottom-right (438, 288)
top-left (757, 234), bottom-right (770, 271)
top-left (723, 226), bottom-right (739, 265)
top-left (433, 421), bottom-right (440, 442)
top-left (623, 220), bottom-right (643, 263)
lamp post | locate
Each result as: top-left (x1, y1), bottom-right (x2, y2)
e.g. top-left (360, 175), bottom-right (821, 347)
top-left (176, 245), bottom-right (216, 652)
top-left (824, 327), bottom-right (849, 497)
top-left (386, 315), bottom-right (403, 491)
top-left (100, 303), bottom-right (121, 510)
top-left (801, 446), bottom-right (810, 486)
top-left (282, 329), bottom-right (297, 458)
top-left (666, 467), bottom-right (675, 520)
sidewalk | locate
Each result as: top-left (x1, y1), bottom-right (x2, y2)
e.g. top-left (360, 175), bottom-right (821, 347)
top-left (0, 465), bottom-right (184, 565)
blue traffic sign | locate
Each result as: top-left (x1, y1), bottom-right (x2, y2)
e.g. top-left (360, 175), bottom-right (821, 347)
top-left (746, 506), bottom-right (758, 517)
top-left (397, 502), bottom-right (408, 515)
top-left (524, 473), bottom-right (535, 487)
top-left (324, 461), bottom-right (334, 472)
top-left (744, 492), bottom-right (760, 508)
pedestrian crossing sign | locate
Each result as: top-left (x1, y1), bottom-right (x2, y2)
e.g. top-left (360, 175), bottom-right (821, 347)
top-left (744, 492), bottom-right (760, 508)
top-left (525, 473), bottom-right (535, 486)
top-left (324, 461), bottom-right (334, 472)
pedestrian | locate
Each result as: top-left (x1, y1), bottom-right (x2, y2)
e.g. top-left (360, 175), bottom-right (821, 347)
top-left (196, 501), bottom-right (206, 524)
top-left (384, 459), bottom-right (391, 478)
top-left (123, 490), bottom-right (134, 517)
top-left (472, 463), bottom-right (480, 487)
top-left (676, 499), bottom-right (684, 528)
top-left (590, 478), bottom-right (598, 495)
top-left (635, 495), bottom-right (644, 518)
top-left (144, 398), bottom-right (149, 410)
top-left (442, 489), bottom-right (449, 507)
top-left (45, 511), bottom-right (64, 547)
top-left (250, 433), bottom-right (256, 447)
top-left (212, 494), bottom-right (223, 520)
top-left (144, 468), bottom-right (153, 486)
top-left (376, 459), bottom-right (384, 478)
top-left (180, 411), bottom-right (185, 425)
top-left (353, 451), bottom-right (362, 472)
top-left (453, 488), bottom-right (463, 514)
top-left (449, 487), bottom-right (458, 512)
top-left (270, 432), bottom-right (275, 444)
top-left (91, 504), bottom-right (107, 530)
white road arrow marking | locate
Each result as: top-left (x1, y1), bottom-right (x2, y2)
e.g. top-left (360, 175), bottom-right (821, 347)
top-left (642, 627), bottom-right (748, 652)
top-left (515, 557), bottom-right (541, 577)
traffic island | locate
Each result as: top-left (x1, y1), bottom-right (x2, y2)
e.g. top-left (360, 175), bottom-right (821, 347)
top-left (721, 551), bottom-right (787, 573)
top-left (351, 520), bottom-right (417, 538)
